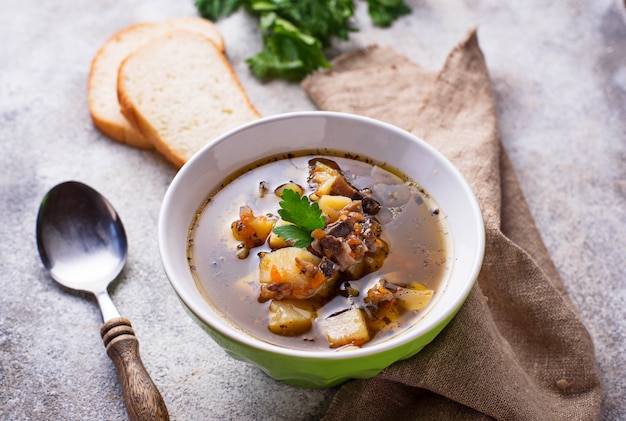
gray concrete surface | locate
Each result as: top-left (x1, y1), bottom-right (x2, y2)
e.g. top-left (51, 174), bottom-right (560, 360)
top-left (1, 0), bottom-right (624, 420)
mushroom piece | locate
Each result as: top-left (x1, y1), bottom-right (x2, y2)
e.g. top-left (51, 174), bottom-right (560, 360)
top-left (309, 158), bottom-right (381, 215)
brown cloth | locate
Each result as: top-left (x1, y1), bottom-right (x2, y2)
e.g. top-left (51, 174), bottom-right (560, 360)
top-left (302, 28), bottom-right (602, 421)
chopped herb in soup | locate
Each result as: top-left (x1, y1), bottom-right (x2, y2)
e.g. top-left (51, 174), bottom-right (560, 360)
top-left (188, 153), bottom-right (451, 351)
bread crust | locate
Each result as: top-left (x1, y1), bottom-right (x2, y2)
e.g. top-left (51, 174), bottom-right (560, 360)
top-left (88, 17), bottom-right (225, 149)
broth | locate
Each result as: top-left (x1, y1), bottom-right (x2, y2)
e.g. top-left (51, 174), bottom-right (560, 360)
top-left (188, 152), bottom-right (452, 351)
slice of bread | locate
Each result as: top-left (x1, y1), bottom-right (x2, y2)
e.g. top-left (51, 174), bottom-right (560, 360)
top-left (117, 30), bottom-right (261, 167)
top-left (88, 17), bottom-right (225, 149)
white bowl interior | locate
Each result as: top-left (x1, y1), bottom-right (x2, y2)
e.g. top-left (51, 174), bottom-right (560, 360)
top-left (159, 111), bottom-right (484, 359)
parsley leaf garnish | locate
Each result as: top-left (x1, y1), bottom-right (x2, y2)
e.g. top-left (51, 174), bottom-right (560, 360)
top-left (273, 189), bottom-right (325, 248)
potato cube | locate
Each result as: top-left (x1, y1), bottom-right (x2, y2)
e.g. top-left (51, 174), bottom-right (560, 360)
top-left (246, 216), bottom-right (275, 242)
top-left (322, 308), bottom-right (370, 348)
top-left (268, 219), bottom-right (293, 249)
top-left (315, 176), bottom-right (337, 196)
top-left (231, 206), bottom-right (276, 248)
top-left (344, 259), bottom-right (365, 280)
top-left (367, 302), bottom-right (401, 332)
top-left (259, 247), bottom-right (322, 284)
top-left (318, 195), bottom-right (352, 222)
top-left (268, 300), bottom-right (315, 336)
top-left (363, 255), bottom-right (384, 273)
top-left (259, 247), bottom-right (328, 299)
top-left (396, 286), bottom-right (434, 311)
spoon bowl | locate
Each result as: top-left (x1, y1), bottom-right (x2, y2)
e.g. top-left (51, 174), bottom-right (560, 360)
top-left (37, 181), bottom-right (127, 290)
top-left (37, 181), bottom-right (127, 320)
top-left (36, 181), bottom-right (168, 421)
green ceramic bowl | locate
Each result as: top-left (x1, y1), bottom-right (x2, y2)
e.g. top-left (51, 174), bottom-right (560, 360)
top-left (158, 111), bottom-right (484, 388)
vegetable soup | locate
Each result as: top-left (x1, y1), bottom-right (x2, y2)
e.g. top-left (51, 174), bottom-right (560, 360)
top-left (187, 152), bottom-right (452, 351)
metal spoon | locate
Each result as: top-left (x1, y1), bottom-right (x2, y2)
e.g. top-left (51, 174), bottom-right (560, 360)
top-left (36, 181), bottom-right (169, 421)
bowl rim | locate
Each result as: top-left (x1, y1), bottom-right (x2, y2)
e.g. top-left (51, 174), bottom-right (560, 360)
top-left (159, 110), bottom-right (485, 360)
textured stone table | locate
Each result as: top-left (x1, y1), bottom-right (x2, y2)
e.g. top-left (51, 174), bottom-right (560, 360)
top-left (1, 1), bottom-right (624, 420)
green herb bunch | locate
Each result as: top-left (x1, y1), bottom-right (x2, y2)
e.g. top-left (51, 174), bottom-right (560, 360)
top-left (195, 0), bottom-right (411, 81)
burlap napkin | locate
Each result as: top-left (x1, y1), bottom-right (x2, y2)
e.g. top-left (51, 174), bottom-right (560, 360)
top-left (302, 28), bottom-right (602, 421)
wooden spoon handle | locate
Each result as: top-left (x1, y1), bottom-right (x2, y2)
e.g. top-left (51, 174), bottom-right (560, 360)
top-left (101, 318), bottom-right (169, 421)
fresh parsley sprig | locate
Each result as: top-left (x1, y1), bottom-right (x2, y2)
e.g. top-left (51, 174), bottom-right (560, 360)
top-left (366, 0), bottom-right (411, 27)
top-left (194, 0), bottom-right (411, 81)
top-left (272, 189), bottom-right (325, 248)
top-left (249, 0), bottom-right (356, 48)
top-left (246, 12), bottom-right (331, 81)
top-left (195, 0), bottom-right (241, 21)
